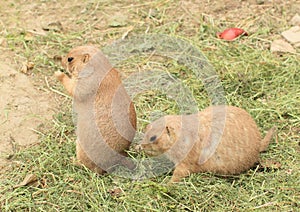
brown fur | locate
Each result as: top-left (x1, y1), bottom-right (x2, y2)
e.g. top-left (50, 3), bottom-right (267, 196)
top-left (138, 105), bottom-right (275, 182)
top-left (55, 45), bottom-right (137, 174)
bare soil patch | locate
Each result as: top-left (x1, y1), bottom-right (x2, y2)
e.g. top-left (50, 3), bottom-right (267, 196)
top-left (0, 59), bottom-right (55, 173)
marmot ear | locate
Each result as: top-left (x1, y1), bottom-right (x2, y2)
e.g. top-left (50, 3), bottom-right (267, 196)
top-left (83, 53), bottom-right (90, 63)
top-left (166, 125), bottom-right (176, 141)
top-left (166, 126), bottom-right (175, 137)
top-left (166, 126), bottom-right (171, 136)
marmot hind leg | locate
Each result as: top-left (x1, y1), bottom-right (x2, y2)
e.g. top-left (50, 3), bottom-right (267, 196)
top-left (76, 141), bottom-right (106, 175)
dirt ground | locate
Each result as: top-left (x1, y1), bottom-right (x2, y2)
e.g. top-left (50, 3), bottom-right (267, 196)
top-left (0, 1), bottom-right (63, 170)
top-left (0, 60), bottom-right (54, 169)
top-left (0, 0), bottom-right (299, 173)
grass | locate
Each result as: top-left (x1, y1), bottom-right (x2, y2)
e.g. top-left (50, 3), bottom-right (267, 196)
top-left (1, 0), bottom-right (299, 211)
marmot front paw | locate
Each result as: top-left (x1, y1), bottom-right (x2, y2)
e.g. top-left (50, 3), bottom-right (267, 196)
top-left (54, 71), bottom-right (66, 81)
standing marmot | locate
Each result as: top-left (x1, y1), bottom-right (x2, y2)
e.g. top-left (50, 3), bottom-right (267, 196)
top-left (55, 46), bottom-right (136, 174)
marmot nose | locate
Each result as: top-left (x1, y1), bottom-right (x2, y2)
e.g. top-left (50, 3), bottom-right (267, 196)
top-left (134, 144), bottom-right (143, 152)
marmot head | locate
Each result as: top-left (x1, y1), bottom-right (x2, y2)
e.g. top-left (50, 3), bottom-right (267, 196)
top-left (62, 45), bottom-right (99, 78)
top-left (139, 116), bottom-right (180, 156)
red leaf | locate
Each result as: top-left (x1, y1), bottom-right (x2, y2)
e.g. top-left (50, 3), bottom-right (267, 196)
top-left (217, 28), bottom-right (248, 41)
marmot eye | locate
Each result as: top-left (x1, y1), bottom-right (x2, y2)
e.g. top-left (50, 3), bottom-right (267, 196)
top-left (150, 135), bottom-right (157, 142)
top-left (67, 57), bottom-right (74, 62)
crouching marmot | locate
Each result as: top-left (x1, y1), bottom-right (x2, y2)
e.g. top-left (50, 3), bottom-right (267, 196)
top-left (138, 105), bottom-right (275, 182)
